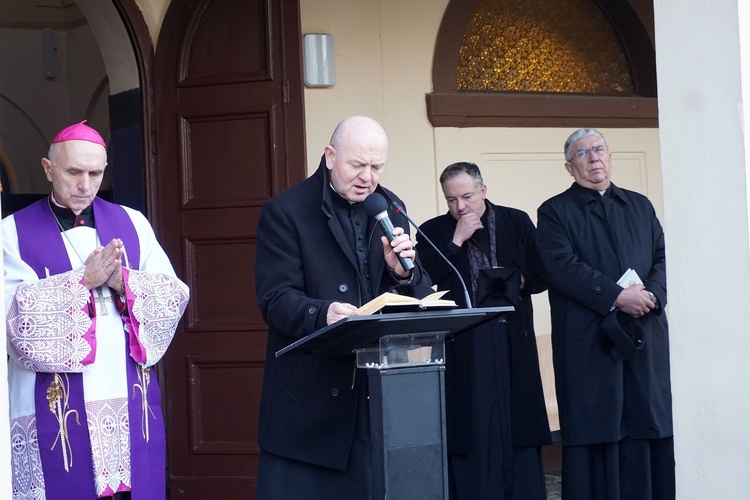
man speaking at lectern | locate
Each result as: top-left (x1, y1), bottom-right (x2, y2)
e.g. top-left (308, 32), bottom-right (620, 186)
top-left (254, 115), bottom-right (430, 498)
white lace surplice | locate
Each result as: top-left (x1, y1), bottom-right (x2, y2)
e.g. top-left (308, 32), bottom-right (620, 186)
top-left (4, 207), bottom-right (189, 499)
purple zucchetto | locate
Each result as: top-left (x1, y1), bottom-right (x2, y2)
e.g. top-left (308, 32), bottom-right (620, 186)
top-left (52, 120), bottom-right (106, 148)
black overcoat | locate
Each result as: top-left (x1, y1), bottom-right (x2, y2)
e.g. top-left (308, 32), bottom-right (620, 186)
top-left (417, 201), bottom-right (552, 450)
top-left (254, 157), bottom-right (429, 470)
top-left (536, 182), bottom-right (673, 445)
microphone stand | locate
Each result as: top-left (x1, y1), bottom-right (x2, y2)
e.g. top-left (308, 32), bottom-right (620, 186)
top-left (391, 201), bottom-right (473, 309)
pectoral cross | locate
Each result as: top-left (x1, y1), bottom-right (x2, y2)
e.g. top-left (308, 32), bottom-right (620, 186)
top-left (94, 286), bottom-right (112, 315)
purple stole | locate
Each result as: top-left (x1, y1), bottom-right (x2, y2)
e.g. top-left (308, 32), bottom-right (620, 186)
top-left (14, 197), bottom-right (166, 499)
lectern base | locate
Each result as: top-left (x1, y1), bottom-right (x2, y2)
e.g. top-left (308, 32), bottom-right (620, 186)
top-left (368, 365), bottom-right (448, 500)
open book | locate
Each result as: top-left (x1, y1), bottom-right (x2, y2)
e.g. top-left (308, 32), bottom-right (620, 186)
top-left (356, 290), bottom-right (457, 316)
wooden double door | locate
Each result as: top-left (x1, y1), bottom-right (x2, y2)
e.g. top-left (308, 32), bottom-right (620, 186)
top-left (151, 0), bottom-right (305, 496)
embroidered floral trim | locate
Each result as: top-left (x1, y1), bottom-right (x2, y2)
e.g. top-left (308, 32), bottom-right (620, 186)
top-left (10, 414), bottom-right (45, 498)
top-left (86, 398), bottom-right (131, 495)
top-left (8, 268), bottom-right (92, 372)
top-left (128, 271), bottom-right (189, 367)
top-left (11, 397), bottom-right (135, 499)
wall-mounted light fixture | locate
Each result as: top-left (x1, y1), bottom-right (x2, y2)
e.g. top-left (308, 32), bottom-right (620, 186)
top-left (303, 33), bottom-right (335, 88)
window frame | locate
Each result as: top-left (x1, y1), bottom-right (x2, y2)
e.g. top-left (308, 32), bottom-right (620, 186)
top-left (427, 0), bottom-right (658, 128)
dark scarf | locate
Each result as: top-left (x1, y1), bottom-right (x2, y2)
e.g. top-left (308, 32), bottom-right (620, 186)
top-left (466, 201), bottom-right (497, 305)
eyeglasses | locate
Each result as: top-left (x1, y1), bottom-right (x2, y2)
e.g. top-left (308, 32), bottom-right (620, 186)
top-left (570, 145), bottom-right (609, 160)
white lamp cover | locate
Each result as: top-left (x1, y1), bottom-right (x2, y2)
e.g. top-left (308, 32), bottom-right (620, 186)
top-left (303, 34), bottom-right (335, 87)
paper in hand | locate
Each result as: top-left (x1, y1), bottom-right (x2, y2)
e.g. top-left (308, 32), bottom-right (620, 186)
top-left (617, 268), bottom-right (643, 288)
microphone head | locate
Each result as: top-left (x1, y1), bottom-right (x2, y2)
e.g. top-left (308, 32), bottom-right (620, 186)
top-left (363, 193), bottom-right (389, 217)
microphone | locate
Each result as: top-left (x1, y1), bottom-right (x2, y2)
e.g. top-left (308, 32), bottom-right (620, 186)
top-left (391, 199), bottom-right (473, 309)
top-left (363, 193), bottom-right (415, 271)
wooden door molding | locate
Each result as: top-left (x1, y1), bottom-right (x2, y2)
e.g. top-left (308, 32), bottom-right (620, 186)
top-left (153, 0), bottom-right (305, 497)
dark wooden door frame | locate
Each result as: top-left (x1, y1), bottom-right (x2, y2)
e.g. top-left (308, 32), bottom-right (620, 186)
top-left (120, 0), bottom-right (307, 496)
top-left (110, 0), bottom-right (159, 223)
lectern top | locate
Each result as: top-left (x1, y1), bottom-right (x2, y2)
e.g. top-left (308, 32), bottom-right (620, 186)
top-left (275, 306), bottom-right (513, 357)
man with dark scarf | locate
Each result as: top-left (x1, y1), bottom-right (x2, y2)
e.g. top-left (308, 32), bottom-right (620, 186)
top-left (417, 162), bottom-right (551, 499)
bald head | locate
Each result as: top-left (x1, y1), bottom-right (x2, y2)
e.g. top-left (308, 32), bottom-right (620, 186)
top-left (329, 115), bottom-right (388, 152)
top-left (325, 116), bottom-right (389, 202)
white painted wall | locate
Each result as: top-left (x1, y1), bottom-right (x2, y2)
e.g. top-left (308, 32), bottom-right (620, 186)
top-left (655, 0), bottom-right (750, 497)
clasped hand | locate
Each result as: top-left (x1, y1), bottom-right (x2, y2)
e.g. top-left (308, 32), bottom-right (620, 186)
top-left (83, 238), bottom-right (125, 293)
top-left (615, 284), bottom-right (656, 318)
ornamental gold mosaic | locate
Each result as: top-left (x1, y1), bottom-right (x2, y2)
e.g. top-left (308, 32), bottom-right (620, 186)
top-left (458, 0), bottom-right (634, 94)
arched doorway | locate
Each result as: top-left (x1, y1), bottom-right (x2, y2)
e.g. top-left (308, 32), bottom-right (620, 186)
top-left (0, 0), bottom-right (150, 214)
top-left (1, 0), bottom-right (307, 497)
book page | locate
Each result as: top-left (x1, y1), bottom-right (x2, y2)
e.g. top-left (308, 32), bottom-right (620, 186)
top-left (356, 290), bottom-right (455, 316)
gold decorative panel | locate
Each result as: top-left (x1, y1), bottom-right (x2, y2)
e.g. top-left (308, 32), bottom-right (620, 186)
top-left (458, 0), bottom-right (634, 94)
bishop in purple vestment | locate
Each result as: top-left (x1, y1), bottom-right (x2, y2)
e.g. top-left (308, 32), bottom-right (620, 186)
top-left (4, 121), bottom-right (189, 500)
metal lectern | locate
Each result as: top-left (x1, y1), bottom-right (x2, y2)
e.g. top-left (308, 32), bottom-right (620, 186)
top-left (276, 307), bottom-right (512, 500)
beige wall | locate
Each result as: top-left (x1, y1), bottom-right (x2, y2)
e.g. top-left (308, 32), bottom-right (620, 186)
top-left (128, 0), bottom-right (663, 433)
top-left (134, 0), bottom-right (663, 234)
top-left (134, 0), bottom-right (169, 47)
top-left (300, 0), bottom-right (662, 227)
top-left (299, 0), bottom-right (663, 344)
top-left (0, 1), bottom-right (667, 494)
top-left (298, 0), bottom-right (662, 436)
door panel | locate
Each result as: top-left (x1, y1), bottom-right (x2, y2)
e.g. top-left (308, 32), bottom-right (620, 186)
top-left (154, 0), bottom-right (305, 496)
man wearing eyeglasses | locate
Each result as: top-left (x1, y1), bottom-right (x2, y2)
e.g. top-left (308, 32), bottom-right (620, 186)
top-left (536, 129), bottom-right (674, 499)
